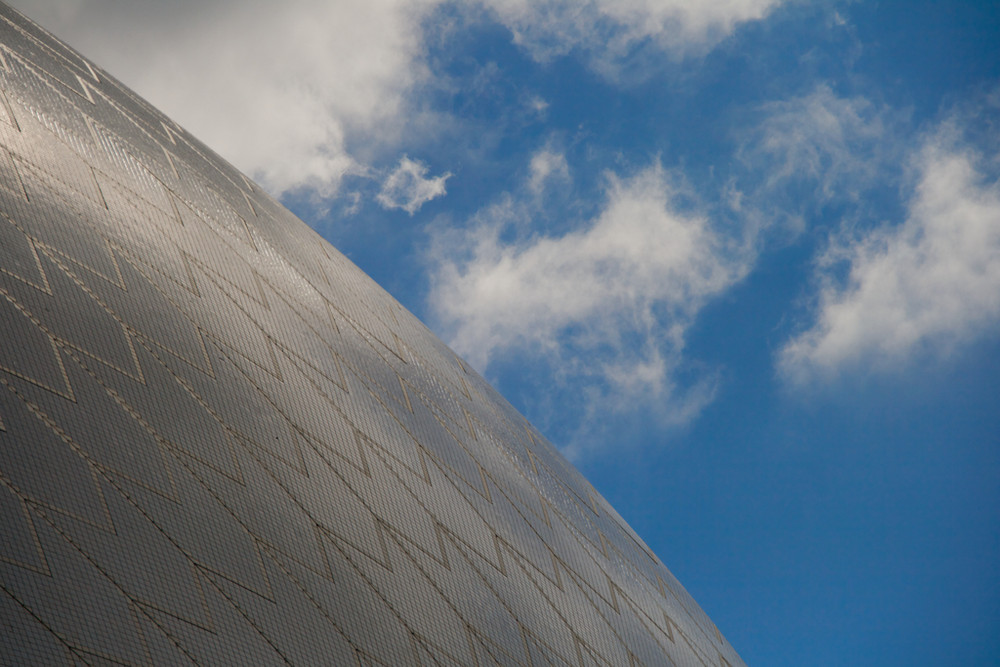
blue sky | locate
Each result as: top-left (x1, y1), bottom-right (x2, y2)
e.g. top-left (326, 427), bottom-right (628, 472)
top-left (17, 0), bottom-right (1000, 663)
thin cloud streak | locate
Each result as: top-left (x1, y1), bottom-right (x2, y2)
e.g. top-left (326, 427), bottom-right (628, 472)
top-left (747, 85), bottom-right (891, 201)
top-left (731, 84), bottom-right (901, 248)
top-left (482, 0), bottom-right (787, 64)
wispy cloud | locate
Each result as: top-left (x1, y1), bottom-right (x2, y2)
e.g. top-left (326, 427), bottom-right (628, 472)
top-left (735, 85), bottom-right (898, 230)
top-left (528, 147), bottom-right (570, 194)
top-left (429, 160), bottom-right (753, 454)
top-left (377, 156), bottom-right (451, 214)
top-left (482, 0), bottom-right (788, 65)
top-left (779, 111), bottom-right (1000, 382)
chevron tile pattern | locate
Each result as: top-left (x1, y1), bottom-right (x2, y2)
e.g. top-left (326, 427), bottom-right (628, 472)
top-left (0, 4), bottom-right (745, 665)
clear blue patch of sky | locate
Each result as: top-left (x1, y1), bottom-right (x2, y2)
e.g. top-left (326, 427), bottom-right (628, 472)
top-left (591, 257), bottom-right (1000, 665)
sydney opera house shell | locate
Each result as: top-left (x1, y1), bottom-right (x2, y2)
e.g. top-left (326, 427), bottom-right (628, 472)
top-left (0, 3), bottom-right (745, 665)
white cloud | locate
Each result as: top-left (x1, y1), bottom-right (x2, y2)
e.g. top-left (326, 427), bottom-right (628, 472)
top-left (779, 126), bottom-right (1000, 382)
top-left (429, 161), bottom-right (752, 442)
top-left (528, 148), bottom-right (570, 194)
top-left (11, 0), bottom-right (788, 201)
top-left (481, 0), bottom-right (787, 64)
top-left (527, 96), bottom-right (550, 115)
top-left (13, 0), bottom-right (438, 198)
top-left (377, 156), bottom-right (451, 214)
